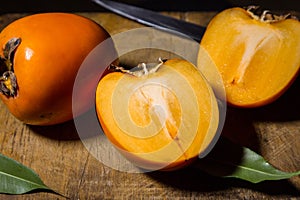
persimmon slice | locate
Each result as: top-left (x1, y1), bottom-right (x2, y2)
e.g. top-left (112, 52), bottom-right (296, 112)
top-left (95, 59), bottom-right (219, 171)
top-left (198, 7), bottom-right (300, 107)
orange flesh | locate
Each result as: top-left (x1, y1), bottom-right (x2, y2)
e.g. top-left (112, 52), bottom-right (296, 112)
top-left (198, 8), bottom-right (300, 107)
top-left (96, 59), bottom-right (219, 170)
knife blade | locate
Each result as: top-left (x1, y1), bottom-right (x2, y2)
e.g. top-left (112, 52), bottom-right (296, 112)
top-left (92, 0), bottom-right (206, 42)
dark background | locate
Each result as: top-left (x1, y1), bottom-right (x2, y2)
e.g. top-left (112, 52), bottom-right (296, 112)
top-left (0, 0), bottom-right (231, 13)
top-left (0, 0), bottom-right (299, 13)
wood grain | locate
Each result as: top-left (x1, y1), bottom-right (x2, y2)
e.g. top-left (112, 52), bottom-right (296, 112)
top-left (0, 12), bottom-right (299, 200)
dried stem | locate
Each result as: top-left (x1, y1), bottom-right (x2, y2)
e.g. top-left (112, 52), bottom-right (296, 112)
top-left (246, 6), bottom-right (297, 23)
top-left (109, 58), bottom-right (166, 77)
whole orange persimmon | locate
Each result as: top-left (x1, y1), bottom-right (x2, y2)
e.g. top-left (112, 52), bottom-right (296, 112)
top-left (0, 13), bottom-right (113, 125)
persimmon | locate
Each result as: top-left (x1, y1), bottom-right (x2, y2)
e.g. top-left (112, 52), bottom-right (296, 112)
top-left (198, 6), bottom-right (300, 107)
top-left (0, 13), bottom-right (114, 125)
top-left (95, 59), bottom-right (219, 171)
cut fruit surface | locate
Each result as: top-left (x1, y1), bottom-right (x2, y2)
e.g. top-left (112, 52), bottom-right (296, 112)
top-left (198, 7), bottom-right (300, 107)
top-left (95, 59), bottom-right (219, 171)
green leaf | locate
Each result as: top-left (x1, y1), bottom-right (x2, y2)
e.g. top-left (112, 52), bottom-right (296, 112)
top-left (196, 137), bottom-right (300, 183)
top-left (0, 153), bottom-right (57, 194)
top-left (225, 147), bottom-right (300, 183)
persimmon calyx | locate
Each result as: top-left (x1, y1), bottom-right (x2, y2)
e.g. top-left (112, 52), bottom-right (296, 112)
top-left (246, 5), bottom-right (297, 23)
top-left (0, 37), bottom-right (21, 97)
top-left (109, 57), bottom-right (166, 77)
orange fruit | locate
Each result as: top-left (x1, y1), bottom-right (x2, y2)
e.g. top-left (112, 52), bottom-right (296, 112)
top-left (0, 13), bottom-right (114, 125)
top-left (95, 59), bottom-right (219, 170)
top-left (198, 7), bottom-right (300, 107)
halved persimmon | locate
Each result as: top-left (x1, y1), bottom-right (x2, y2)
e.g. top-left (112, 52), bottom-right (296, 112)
top-left (0, 13), bottom-right (115, 125)
top-left (95, 59), bottom-right (219, 171)
top-left (198, 7), bottom-right (300, 107)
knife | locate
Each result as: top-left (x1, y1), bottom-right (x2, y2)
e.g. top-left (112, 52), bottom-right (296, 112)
top-left (92, 0), bottom-right (206, 42)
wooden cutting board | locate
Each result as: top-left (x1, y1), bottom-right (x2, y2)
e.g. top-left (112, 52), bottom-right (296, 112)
top-left (0, 12), bottom-right (299, 199)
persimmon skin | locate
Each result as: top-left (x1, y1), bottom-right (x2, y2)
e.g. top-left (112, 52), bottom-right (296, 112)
top-left (95, 59), bottom-right (219, 171)
top-left (0, 13), bottom-right (112, 125)
top-left (198, 7), bottom-right (300, 107)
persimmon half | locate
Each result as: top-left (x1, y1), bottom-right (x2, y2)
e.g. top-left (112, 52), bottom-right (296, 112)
top-left (95, 59), bottom-right (219, 171)
top-left (198, 7), bottom-right (300, 107)
top-left (0, 13), bottom-right (114, 125)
